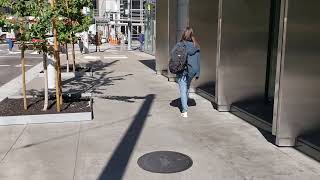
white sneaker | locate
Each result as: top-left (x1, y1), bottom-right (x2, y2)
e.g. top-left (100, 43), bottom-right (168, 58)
top-left (181, 112), bottom-right (188, 118)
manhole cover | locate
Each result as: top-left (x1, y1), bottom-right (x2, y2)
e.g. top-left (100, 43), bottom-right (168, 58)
top-left (137, 151), bottom-right (193, 173)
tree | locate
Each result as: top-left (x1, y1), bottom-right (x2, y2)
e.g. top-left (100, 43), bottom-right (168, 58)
top-left (4, 0), bottom-right (93, 112)
top-left (51, 0), bottom-right (63, 112)
top-left (28, 0), bottom-right (53, 111)
top-left (12, 0), bottom-right (35, 110)
top-left (57, 0), bottom-right (93, 73)
top-left (56, 16), bottom-right (72, 72)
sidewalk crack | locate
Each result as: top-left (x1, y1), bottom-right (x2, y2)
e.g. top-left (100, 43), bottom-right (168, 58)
top-left (1, 125), bottom-right (27, 163)
top-left (73, 122), bottom-right (81, 180)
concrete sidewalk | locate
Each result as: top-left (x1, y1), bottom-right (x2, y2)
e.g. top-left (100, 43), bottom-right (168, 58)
top-left (0, 50), bottom-right (320, 180)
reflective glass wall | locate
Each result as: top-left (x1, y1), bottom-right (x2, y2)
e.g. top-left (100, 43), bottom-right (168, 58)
top-left (144, 0), bottom-right (156, 55)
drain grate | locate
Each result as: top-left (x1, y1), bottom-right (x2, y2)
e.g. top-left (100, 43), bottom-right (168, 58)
top-left (137, 151), bottom-right (193, 173)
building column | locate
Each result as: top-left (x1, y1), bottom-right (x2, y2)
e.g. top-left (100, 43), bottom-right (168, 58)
top-left (155, 0), bottom-right (177, 80)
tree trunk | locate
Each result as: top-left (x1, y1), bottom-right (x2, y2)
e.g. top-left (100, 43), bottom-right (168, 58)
top-left (65, 43), bottom-right (69, 73)
top-left (52, 0), bottom-right (62, 112)
top-left (42, 52), bottom-right (49, 111)
top-left (53, 26), bottom-right (61, 110)
top-left (54, 48), bottom-right (61, 112)
top-left (21, 46), bottom-right (27, 110)
top-left (56, 42), bottom-right (63, 107)
top-left (71, 34), bottom-right (76, 74)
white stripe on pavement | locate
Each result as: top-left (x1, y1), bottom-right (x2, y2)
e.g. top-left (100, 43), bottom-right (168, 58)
top-left (104, 56), bottom-right (128, 59)
top-left (84, 56), bottom-right (101, 60)
top-left (0, 65), bottom-right (10, 67)
top-left (30, 51), bottom-right (40, 54)
top-left (0, 56), bottom-right (42, 58)
top-left (9, 52), bottom-right (21, 54)
top-left (14, 64), bottom-right (33, 67)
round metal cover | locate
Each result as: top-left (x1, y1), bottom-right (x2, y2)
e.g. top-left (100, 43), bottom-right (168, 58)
top-left (137, 151), bottom-right (193, 173)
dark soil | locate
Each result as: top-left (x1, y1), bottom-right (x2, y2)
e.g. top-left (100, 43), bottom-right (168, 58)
top-left (0, 98), bottom-right (91, 116)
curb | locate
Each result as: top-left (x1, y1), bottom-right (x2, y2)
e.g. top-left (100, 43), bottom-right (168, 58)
top-left (0, 62), bottom-right (43, 102)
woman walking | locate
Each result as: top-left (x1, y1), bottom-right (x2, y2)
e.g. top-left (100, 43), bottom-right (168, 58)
top-left (177, 27), bottom-right (200, 118)
top-left (78, 35), bottom-right (84, 54)
top-left (6, 30), bottom-right (15, 53)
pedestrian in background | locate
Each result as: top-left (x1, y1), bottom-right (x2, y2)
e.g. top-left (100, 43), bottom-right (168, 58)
top-left (138, 32), bottom-right (144, 52)
top-left (78, 35), bottom-right (84, 54)
top-left (97, 31), bottom-right (103, 52)
top-left (119, 32), bottom-right (126, 51)
top-left (176, 27), bottom-right (200, 118)
top-left (6, 30), bottom-right (15, 53)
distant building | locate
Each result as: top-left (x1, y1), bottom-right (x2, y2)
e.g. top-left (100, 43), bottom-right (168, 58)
top-left (94, 0), bottom-right (146, 41)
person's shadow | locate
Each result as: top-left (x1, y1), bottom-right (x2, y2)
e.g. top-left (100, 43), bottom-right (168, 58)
top-left (170, 98), bottom-right (197, 112)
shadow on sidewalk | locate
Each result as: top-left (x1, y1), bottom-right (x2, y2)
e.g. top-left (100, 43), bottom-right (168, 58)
top-left (62, 60), bottom-right (133, 95)
top-left (99, 95), bottom-right (147, 103)
top-left (139, 59), bottom-right (156, 72)
top-left (98, 94), bottom-right (155, 180)
top-left (16, 94), bottom-right (154, 157)
top-left (170, 98), bottom-right (197, 112)
top-left (25, 60), bottom-right (135, 113)
top-left (258, 128), bottom-right (276, 145)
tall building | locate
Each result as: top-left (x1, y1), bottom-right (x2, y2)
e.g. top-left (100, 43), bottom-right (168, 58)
top-left (155, 0), bottom-right (320, 161)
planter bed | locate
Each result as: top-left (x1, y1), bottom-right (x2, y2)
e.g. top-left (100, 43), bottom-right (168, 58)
top-left (0, 96), bottom-right (92, 125)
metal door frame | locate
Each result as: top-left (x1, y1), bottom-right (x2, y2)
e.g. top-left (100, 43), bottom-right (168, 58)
top-left (272, 0), bottom-right (287, 138)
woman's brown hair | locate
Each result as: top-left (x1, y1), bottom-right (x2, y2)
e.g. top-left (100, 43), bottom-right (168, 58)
top-left (180, 27), bottom-right (194, 42)
top-left (180, 27), bottom-right (200, 48)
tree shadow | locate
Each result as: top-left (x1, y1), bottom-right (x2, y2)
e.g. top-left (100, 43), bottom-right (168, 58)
top-left (27, 60), bottom-right (121, 95)
top-left (61, 60), bottom-right (133, 95)
top-left (25, 60), bottom-right (134, 109)
top-left (26, 98), bottom-right (43, 109)
top-left (170, 98), bottom-right (197, 112)
top-left (98, 95), bottom-right (147, 103)
top-left (98, 94), bottom-right (155, 180)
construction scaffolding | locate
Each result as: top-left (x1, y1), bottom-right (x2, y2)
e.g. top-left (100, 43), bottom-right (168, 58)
top-left (93, 0), bottom-right (146, 49)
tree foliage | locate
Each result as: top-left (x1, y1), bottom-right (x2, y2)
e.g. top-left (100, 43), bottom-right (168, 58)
top-left (28, 0), bottom-right (54, 53)
top-left (11, 0), bottom-right (37, 43)
top-left (56, 0), bottom-right (93, 42)
top-left (0, 0), bottom-right (13, 28)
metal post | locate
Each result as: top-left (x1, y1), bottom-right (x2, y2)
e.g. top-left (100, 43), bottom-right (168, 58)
top-left (83, 6), bottom-right (90, 54)
top-left (95, 19), bottom-right (98, 52)
top-left (127, 0), bottom-right (132, 50)
top-left (140, 0), bottom-right (144, 33)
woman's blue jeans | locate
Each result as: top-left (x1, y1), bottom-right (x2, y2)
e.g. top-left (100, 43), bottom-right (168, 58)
top-left (177, 73), bottom-right (192, 113)
top-left (7, 39), bottom-right (13, 51)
